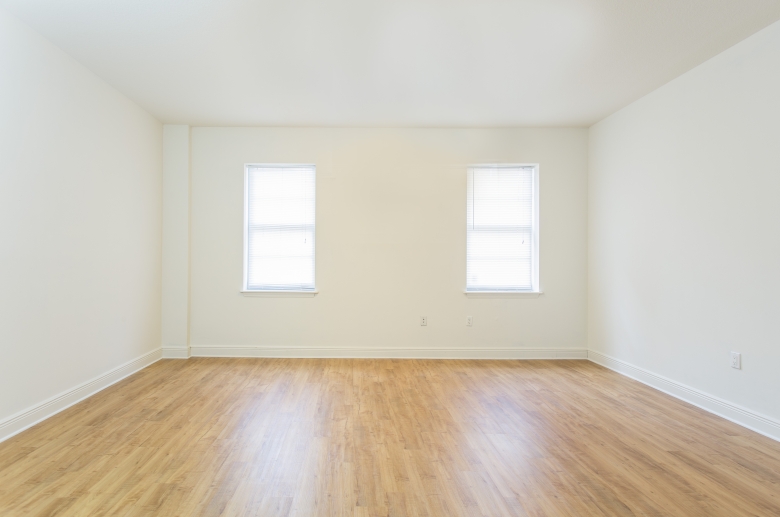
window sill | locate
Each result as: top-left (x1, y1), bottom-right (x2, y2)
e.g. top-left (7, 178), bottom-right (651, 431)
top-left (464, 290), bottom-right (543, 298)
top-left (241, 290), bottom-right (318, 298)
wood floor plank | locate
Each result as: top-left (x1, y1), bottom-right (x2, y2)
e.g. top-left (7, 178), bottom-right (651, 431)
top-left (1, 359), bottom-right (779, 516)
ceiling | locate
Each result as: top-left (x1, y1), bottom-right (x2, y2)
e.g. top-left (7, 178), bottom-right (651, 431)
top-left (3, 0), bottom-right (780, 127)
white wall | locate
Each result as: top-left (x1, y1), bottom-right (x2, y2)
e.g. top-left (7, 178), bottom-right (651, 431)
top-left (189, 127), bottom-right (588, 357)
top-left (162, 125), bottom-right (190, 358)
top-left (0, 9), bottom-right (162, 437)
top-left (589, 20), bottom-right (780, 433)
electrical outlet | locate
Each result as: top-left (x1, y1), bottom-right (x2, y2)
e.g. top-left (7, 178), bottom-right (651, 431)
top-left (466, 316), bottom-right (473, 327)
top-left (730, 352), bottom-right (741, 369)
top-left (420, 316), bottom-right (427, 326)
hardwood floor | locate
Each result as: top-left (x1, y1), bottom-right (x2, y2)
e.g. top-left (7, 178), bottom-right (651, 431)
top-left (0, 359), bottom-right (778, 516)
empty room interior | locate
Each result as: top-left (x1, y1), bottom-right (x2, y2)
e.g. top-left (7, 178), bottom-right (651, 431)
top-left (2, 0), bottom-right (780, 515)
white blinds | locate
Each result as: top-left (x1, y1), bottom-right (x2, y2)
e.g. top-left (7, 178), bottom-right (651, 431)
top-left (244, 165), bottom-right (316, 291)
top-left (466, 166), bottom-right (537, 291)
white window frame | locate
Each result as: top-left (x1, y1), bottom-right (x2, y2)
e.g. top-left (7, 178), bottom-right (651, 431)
top-left (242, 163), bottom-right (318, 296)
top-left (465, 164), bottom-right (541, 296)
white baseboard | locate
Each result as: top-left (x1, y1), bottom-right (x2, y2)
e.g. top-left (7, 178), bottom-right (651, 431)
top-left (0, 348), bottom-right (162, 444)
top-left (588, 350), bottom-right (780, 442)
top-left (190, 346), bottom-right (588, 360)
top-left (162, 346), bottom-right (190, 359)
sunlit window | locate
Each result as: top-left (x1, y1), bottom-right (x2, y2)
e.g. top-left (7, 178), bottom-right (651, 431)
top-left (244, 164), bottom-right (316, 291)
top-left (466, 165), bottom-right (539, 292)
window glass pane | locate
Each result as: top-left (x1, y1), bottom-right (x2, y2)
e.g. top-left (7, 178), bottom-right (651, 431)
top-left (248, 256), bottom-right (315, 288)
top-left (467, 166), bottom-right (536, 291)
top-left (245, 165), bottom-right (315, 290)
top-left (249, 167), bottom-right (315, 227)
top-left (467, 258), bottom-right (532, 290)
top-left (471, 169), bottom-right (532, 227)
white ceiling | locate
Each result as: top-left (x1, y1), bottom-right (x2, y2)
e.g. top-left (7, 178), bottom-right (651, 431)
top-left (3, 0), bottom-right (780, 126)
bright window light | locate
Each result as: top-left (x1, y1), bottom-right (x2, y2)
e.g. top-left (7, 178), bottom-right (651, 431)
top-left (244, 164), bottom-right (316, 291)
top-left (466, 165), bottom-right (539, 292)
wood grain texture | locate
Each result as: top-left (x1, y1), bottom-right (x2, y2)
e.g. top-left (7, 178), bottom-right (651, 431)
top-left (0, 359), bottom-right (778, 516)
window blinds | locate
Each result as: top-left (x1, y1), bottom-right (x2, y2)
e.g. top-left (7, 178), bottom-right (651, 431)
top-left (245, 165), bottom-right (316, 291)
top-left (466, 166), bottom-right (537, 291)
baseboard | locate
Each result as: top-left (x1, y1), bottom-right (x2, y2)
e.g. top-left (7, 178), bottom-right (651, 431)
top-left (162, 346), bottom-right (190, 359)
top-left (588, 350), bottom-right (780, 442)
top-left (190, 346), bottom-right (588, 359)
top-left (0, 348), bottom-right (162, 444)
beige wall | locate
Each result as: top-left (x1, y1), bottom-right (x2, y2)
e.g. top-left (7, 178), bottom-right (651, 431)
top-left (188, 127), bottom-right (587, 356)
top-left (0, 8), bottom-right (162, 436)
top-left (161, 125), bottom-right (190, 358)
top-left (589, 19), bottom-right (780, 430)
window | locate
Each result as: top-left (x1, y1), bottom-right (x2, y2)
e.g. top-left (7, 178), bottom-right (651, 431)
top-left (466, 165), bottom-right (539, 292)
top-left (243, 164), bottom-right (316, 291)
